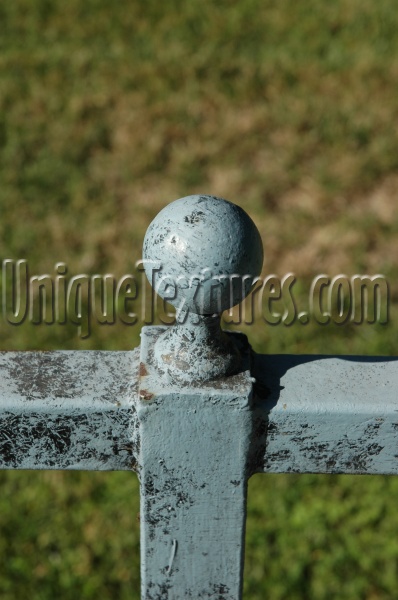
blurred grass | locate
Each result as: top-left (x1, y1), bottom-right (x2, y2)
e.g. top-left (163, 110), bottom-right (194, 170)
top-left (0, 0), bottom-right (397, 598)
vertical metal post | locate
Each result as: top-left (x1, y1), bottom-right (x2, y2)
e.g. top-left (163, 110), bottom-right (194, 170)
top-left (1, 194), bottom-right (397, 597)
top-left (137, 326), bottom-right (255, 599)
top-left (136, 195), bottom-right (264, 599)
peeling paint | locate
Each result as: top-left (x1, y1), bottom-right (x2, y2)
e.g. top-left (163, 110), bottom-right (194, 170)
top-left (0, 349), bottom-right (140, 470)
top-left (139, 362), bottom-right (148, 377)
top-left (141, 195), bottom-right (263, 385)
top-left (137, 326), bottom-right (253, 599)
top-left (0, 300), bottom-right (397, 600)
top-left (252, 353), bottom-right (398, 475)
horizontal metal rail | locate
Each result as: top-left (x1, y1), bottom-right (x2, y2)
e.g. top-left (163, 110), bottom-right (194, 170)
top-left (0, 350), bottom-right (139, 470)
top-left (1, 350), bottom-right (397, 476)
top-left (1, 195), bottom-right (396, 598)
top-left (253, 354), bottom-right (398, 476)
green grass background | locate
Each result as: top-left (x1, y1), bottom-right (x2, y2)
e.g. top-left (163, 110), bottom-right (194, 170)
top-left (1, 1), bottom-right (398, 597)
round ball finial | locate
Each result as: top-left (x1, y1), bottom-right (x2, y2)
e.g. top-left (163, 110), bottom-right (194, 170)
top-left (142, 195), bottom-right (263, 383)
top-left (143, 195), bottom-right (263, 316)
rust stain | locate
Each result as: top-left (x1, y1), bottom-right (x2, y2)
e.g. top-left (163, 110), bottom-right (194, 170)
top-left (161, 354), bottom-right (190, 371)
top-left (139, 362), bottom-right (148, 377)
top-left (140, 389), bottom-right (154, 401)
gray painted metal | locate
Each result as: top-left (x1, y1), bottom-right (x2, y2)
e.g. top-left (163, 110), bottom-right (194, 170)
top-left (0, 350), bottom-right (139, 470)
top-left (253, 353), bottom-right (398, 475)
top-left (136, 326), bottom-right (255, 600)
top-left (142, 195), bottom-right (263, 316)
top-left (1, 349), bottom-right (396, 478)
top-left (0, 195), bottom-right (397, 599)
top-left (135, 196), bottom-right (265, 597)
top-left (142, 195), bottom-right (263, 383)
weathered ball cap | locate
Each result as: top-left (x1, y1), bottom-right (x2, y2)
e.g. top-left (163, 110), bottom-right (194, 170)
top-left (143, 195), bottom-right (263, 315)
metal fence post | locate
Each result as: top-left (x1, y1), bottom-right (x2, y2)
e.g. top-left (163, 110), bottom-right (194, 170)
top-left (136, 195), bottom-right (263, 599)
top-left (1, 193), bottom-right (398, 599)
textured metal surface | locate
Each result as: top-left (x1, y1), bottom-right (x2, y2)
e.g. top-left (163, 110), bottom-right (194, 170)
top-left (253, 354), bottom-right (398, 475)
top-left (2, 347), bottom-right (396, 476)
top-left (1, 194), bottom-right (396, 599)
top-left (0, 350), bottom-right (140, 470)
top-left (142, 195), bottom-right (263, 383)
top-left (136, 326), bottom-right (254, 600)
top-left (142, 195), bottom-right (263, 315)
top-left (152, 314), bottom-right (247, 384)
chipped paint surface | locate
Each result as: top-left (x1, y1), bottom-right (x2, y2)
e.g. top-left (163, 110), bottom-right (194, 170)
top-left (142, 195), bottom-right (263, 385)
top-left (0, 350), bottom-right (140, 470)
top-left (142, 195), bottom-right (263, 316)
top-left (136, 326), bottom-right (254, 599)
top-left (252, 354), bottom-right (398, 475)
top-left (152, 314), bottom-right (245, 384)
top-left (2, 193), bottom-right (397, 599)
top-left (0, 340), bottom-right (397, 600)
